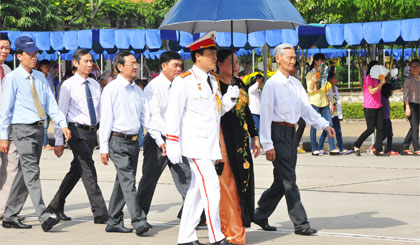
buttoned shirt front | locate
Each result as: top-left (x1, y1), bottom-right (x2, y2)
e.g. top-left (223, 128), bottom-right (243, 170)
top-left (99, 74), bottom-right (147, 154)
top-left (54, 73), bottom-right (102, 145)
top-left (143, 72), bottom-right (171, 146)
top-left (260, 70), bottom-right (329, 151)
top-left (165, 65), bottom-right (223, 160)
top-left (0, 65), bottom-right (67, 139)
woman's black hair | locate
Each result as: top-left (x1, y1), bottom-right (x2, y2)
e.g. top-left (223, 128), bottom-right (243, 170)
top-left (366, 60), bottom-right (379, 78)
top-left (381, 83), bottom-right (393, 98)
top-left (309, 53), bottom-right (326, 70)
top-left (327, 70), bottom-right (336, 81)
top-left (216, 49), bottom-right (234, 72)
top-left (250, 74), bottom-right (264, 86)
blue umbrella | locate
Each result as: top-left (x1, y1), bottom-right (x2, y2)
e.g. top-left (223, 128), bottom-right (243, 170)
top-left (159, 0), bottom-right (306, 84)
top-left (159, 0), bottom-right (305, 33)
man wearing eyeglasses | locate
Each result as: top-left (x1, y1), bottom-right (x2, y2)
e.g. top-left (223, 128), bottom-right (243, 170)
top-left (0, 36), bottom-right (71, 232)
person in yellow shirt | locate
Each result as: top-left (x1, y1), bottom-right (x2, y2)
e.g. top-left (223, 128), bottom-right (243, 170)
top-left (306, 53), bottom-right (341, 156)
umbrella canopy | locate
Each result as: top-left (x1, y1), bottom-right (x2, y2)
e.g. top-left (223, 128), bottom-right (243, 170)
top-left (159, 0), bottom-right (305, 33)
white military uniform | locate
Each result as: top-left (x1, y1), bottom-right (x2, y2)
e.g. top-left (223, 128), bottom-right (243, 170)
top-left (166, 65), bottom-right (226, 244)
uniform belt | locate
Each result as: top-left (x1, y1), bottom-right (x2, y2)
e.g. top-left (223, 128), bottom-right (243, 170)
top-left (111, 131), bottom-right (138, 141)
top-left (272, 121), bottom-right (295, 128)
top-left (69, 122), bottom-right (97, 132)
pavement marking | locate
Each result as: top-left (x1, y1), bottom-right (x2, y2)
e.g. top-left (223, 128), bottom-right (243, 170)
top-left (23, 216), bottom-right (418, 243)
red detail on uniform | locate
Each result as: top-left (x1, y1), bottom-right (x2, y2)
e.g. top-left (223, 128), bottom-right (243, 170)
top-left (166, 134), bottom-right (179, 142)
top-left (180, 71), bottom-right (192, 78)
top-left (189, 38), bottom-right (216, 52)
top-left (192, 158), bottom-right (217, 242)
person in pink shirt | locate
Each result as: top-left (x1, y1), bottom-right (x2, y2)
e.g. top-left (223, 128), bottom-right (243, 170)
top-left (353, 61), bottom-right (387, 156)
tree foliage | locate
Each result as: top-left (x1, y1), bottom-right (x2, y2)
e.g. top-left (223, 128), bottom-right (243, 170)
top-left (0, 0), bottom-right (62, 31)
top-left (291, 0), bottom-right (420, 24)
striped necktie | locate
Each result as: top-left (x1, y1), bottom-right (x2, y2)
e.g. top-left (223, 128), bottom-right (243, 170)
top-left (29, 74), bottom-right (46, 119)
top-left (0, 66), bottom-right (4, 84)
top-left (85, 80), bottom-right (96, 126)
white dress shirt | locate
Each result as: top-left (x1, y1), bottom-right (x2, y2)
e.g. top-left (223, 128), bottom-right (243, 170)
top-left (54, 73), bottom-right (101, 145)
top-left (260, 70), bottom-right (329, 151)
top-left (143, 73), bottom-right (171, 146)
top-left (99, 74), bottom-right (147, 154)
top-left (248, 82), bottom-right (261, 115)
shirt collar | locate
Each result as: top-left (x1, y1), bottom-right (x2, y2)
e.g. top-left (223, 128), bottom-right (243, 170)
top-left (156, 73), bottom-right (171, 88)
top-left (17, 65), bottom-right (33, 78)
top-left (275, 69), bottom-right (291, 84)
top-left (74, 72), bottom-right (90, 85)
top-left (192, 65), bottom-right (209, 80)
top-left (116, 74), bottom-right (135, 88)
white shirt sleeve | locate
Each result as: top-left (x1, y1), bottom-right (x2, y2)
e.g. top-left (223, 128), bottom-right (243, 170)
top-left (99, 86), bottom-right (114, 154)
top-left (165, 77), bottom-right (187, 156)
top-left (143, 85), bottom-right (165, 146)
top-left (260, 81), bottom-right (275, 151)
top-left (54, 83), bottom-right (71, 146)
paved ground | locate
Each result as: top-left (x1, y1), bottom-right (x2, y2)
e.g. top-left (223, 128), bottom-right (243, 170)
top-left (0, 119), bottom-right (419, 244)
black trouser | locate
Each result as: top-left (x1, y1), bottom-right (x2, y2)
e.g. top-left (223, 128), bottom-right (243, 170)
top-left (255, 124), bottom-right (310, 230)
top-left (136, 133), bottom-right (191, 215)
top-left (294, 117), bottom-right (306, 148)
top-left (48, 124), bottom-right (108, 218)
top-left (354, 107), bottom-right (384, 153)
top-left (405, 103), bottom-right (420, 151)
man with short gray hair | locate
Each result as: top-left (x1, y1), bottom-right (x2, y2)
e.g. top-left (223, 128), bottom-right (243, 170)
top-left (253, 43), bottom-right (335, 236)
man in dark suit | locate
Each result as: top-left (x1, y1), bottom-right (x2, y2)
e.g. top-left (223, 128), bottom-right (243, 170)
top-left (47, 49), bottom-right (108, 223)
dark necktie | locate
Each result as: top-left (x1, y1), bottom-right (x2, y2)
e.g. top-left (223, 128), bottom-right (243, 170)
top-left (85, 81), bottom-right (96, 126)
top-left (207, 76), bottom-right (213, 92)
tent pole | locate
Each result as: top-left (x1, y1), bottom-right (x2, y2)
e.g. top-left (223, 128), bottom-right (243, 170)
top-left (263, 44), bottom-right (268, 82)
top-left (140, 53), bottom-right (144, 79)
top-left (100, 54), bottom-right (104, 74)
top-left (347, 49), bottom-right (350, 89)
top-left (13, 54), bottom-right (16, 69)
top-left (252, 50), bottom-right (255, 73)
top-left (58, 51), bottom-right (62, 84)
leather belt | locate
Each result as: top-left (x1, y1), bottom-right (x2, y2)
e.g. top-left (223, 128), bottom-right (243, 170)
top-left (12, 121), bottom-right (44, 127)
top-left (112, 131), bottom-right (138, 141)
top-left (69, 122), bottom-right (97, 132)
top-left (272, 121), bottom-right (295, 128)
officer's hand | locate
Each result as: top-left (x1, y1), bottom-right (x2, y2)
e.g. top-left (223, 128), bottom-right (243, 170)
top-left (160, 143), bottom-right (167, 156)
top-left (54, 145), bottom-right (64, 158)
top-left (62, 127), bottom-right (71, 142)
top-left (101, 153), bottom-right (109, 166)
top-left (325, 126), bottom-right (336, 138)
top-left (226, 85), bottom-right (240, 99)
top-left (168, 154), bottom-right (182, 164)
top-left (265, 149), bottom-right (275, 162)
top-left (0, 139), bottom-right (9, 154)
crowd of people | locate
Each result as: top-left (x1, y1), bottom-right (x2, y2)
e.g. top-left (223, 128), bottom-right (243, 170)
top-left (0, 30), bottom-right (418, 245)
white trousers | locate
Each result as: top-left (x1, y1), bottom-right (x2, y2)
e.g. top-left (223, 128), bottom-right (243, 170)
top-left (178, 158), bottom-right (225, 244)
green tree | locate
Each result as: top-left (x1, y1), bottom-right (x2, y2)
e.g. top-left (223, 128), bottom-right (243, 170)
top-left (138, 0), bottom-right (177, 29)
top-left (0, 0), bottom-right (61, 31)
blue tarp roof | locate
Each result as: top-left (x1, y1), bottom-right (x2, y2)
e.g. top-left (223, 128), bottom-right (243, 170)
top-left (1, 18), bottom-right (418, 61)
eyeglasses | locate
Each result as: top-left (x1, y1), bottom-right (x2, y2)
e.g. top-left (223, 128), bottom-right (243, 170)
top-left (125, 62), bottom-right (138, 67)
top-left (23, 52), bottom-right (39, 58)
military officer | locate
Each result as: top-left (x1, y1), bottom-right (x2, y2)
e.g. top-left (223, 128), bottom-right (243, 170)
top-left (165, 31), bottom-right (239, 245)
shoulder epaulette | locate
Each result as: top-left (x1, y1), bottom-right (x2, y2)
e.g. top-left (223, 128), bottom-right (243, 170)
top-left (180, 71), bottom-right (192, 78)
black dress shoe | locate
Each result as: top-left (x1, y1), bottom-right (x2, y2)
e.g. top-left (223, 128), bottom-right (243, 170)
top-left (295, 228), bottom-right (317, 235)
top-left (41, 217), bottom-right (60, 232)
top-left (178, 241), bottom-right (204, 245)
top-left (253, 218), bottom-right (277, 231)
top-left (2, 219), bottom-right (32, 229)
top-left (105, 225), bottom-right (133, 233)
top-left (94, 215), bottom-right (109, 224)
top-left (135, 222), bottom-right (152, 236)
top-left (56, 211), bottom-right (71, 221)
top-left (212, 238), bottom-right (233, 244)
top-left (354, 148), bottom-right (361, 156)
